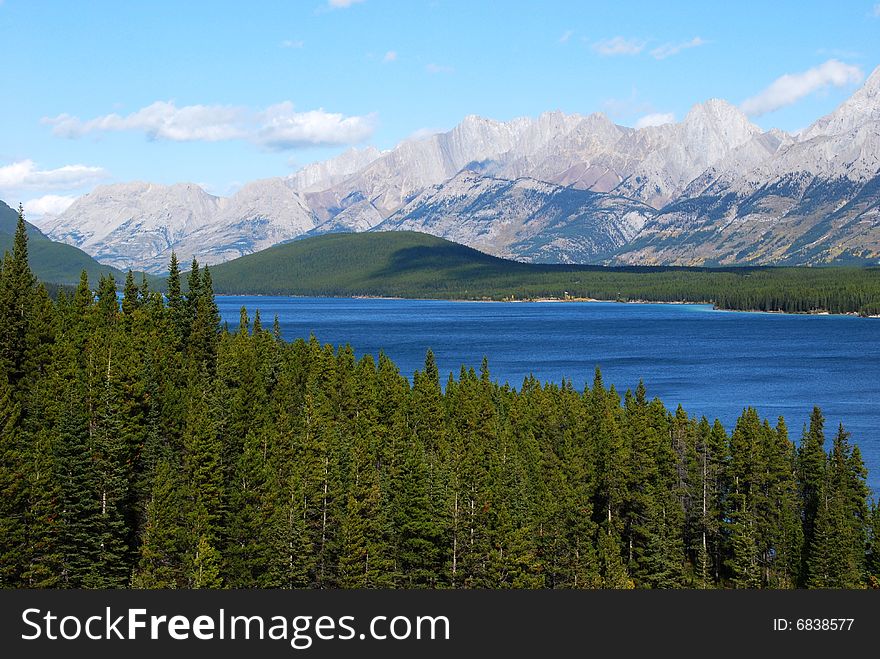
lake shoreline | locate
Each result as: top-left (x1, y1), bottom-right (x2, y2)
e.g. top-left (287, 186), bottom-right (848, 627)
top-left (214, 294), bottom-right (880, 494)
top-left (217, 292), bottom-right (880, 319)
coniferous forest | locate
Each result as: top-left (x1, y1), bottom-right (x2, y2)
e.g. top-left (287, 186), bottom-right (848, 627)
top-left (204, 231), bottom-right (880, 317)
top-left (1, 210), bottom-right (879, 590)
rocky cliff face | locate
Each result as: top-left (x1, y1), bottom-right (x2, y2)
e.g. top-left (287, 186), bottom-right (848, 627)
top-left (35, 66), bottom-right (880, 272)
top-left (379, 170), bottom-right (652, 263)
top-left (612, 70), bottom-right (880, 266)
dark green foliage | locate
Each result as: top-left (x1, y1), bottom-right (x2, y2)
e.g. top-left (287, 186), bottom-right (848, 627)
top-left (166, 252), bottom-right (185, 342)
top-left (204, 231), bottom-right (880, 316)
top-left (133, 458), bottom-right (186, 588)
top-left (0, 374), bottom-right (25, 586)
top-left (867, 503), bottom-right (880, 587)
top-left (806, 426), bottom-right (869, 588)
top-left (53, 390), bottom-right (102, 587)
top-left (0, 206), bottom-right (36, 388)
top-left (0, 200), bottom-right (128, 286)
top-left (0, 218), bottom-right (876, 589)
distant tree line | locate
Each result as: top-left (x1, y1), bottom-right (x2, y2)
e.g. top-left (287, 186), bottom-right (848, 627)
top-left (200, 231), bottom-right (880, 316)
top-left (1, 210), bottom-right (879, 589)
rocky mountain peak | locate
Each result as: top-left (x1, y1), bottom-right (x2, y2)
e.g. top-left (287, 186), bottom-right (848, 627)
top-left (801, 65), bottom-right (880, 140)
top-left (863, 64), bottom-right (880, 93)
top-left (35, 69), bottom-right (880, 271)
top-left (683, 98), bottom-right (758, 139)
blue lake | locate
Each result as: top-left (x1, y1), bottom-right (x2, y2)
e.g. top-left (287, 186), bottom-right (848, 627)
top-left (217, 296), bottom-right (880, 494)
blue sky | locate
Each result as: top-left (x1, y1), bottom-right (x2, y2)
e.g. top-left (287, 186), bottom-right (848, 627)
top-left (2, 0), bottom-right (879, 216)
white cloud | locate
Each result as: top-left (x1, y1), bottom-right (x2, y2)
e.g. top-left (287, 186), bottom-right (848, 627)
top-left (592, 36), bottom-right (645, 56)
top-left (559, 30), bottom-right (574, 44)
top-left (740, 59), bottom-right (864, 116)
top-left (328, 0), bottom-right (364, 8)
top-left (601, 88), bottom-right (653, 119)
top-left (281, 39), bottom-right (304, 49)
top-left (23, 194), bottom-right (77, 217)
top-left (44, 101), bottom-right (246, 142)
top-left (256, 102), bottom-right (376, 150)
top-left (382, 50), bottom-right (397, 63)
top-left (650, 37), bottom-right (706, 60)
top-left (635, 112), bottom-right (676, 129)
top-left (0, 160), bottom-right (108, 191)
top-left (405, 127), bottom-right (442, 142)
top-left (43, 100), bottom-right (377, 149)
top-left (426, 63), bottom-right (454, 74)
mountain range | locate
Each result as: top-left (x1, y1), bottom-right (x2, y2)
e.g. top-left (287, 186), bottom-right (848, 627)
top-left (35, 66), bottom-right (880, 273)
top-left (0, 200), bottom-right (125, 285)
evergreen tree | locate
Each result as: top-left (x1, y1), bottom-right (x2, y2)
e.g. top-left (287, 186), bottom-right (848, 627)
top-left (1, 232), bottom-right (878, 592)
top-left (0, 373), bottom-right (24, 585)
top-left (166, 252), bottom-right (186, 342)
top-left (122, 270), bottom-right (140, 321)
top-left (133, 458), bottom-right (185, 588)
top-left (761, 418), bottom-right (803, 588)
top-left (181, 373), bottom-right (225, 586)
top-left (20, 429), bottom-right (63, 587)
top-left (191, 534), bottom-right (223, 588)
top-left (0, 206), bottom-right (36, 388)
top-left (728, 504), bottom-right (761, 588)
top-left (597, 525), bottom-right (633, 589)
top-left (186, 258), bottom-right (202, 331)
top-left (807, 426), bottom-right (868, 588)
top-left (54, 391), bottom-right (104, 587)
top-left (799, 407), bottom-right (827, 564)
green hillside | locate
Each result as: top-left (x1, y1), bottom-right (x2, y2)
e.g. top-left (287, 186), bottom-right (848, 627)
top-left (0, 200), bottom-right (127, 285)
top-left (207, 230), bottom-right (880, 315)
top-left (209, 231), bottom-right (545, 296)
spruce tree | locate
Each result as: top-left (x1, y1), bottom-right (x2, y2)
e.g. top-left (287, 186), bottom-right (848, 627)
top-left (799, 406), bottom-right (827, 567)
top-left (597, 525), bottom-right (633, 589)
top-left (182, 373), bottom-right (225, 585)
top-left (0, 206), bottom-right (36, 388)
top-left (54, 390), bottom-right (103, 587)
top-left (191, 535), bottom-right (223, 588)
top-left (728, 503), bottom-right (761, 588)
top-left (807, 425), bottom-right (868, 588)
top-left (866, 503), bottom-right (880, 587)
top-left (122, 270), bottom-right (140, 321)
top-left (0, 373), bottom-right (24, 585)
top-left (134, 458), bottom-right (185, 588)
top-left (166, 252), bottom-right (186, 342)
top-left (186, 258), bottom-right (202, 331)
top-left (20, 429), bottom-right (63, 587)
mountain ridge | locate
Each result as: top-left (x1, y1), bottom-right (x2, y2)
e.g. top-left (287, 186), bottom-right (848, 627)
top-left (0, 200), bottom-right (128, 285)
top-left (34, 65), bottom-right (880, 271)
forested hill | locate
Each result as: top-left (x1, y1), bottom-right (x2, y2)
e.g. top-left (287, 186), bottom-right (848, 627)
top-left (206, 231), bottom-right (880, 316)
top-left (0, 201), bottom-right (125, 285)
top-left (1, 212), bottom-right (879, 589)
